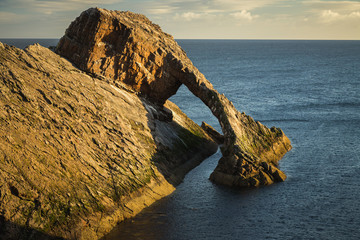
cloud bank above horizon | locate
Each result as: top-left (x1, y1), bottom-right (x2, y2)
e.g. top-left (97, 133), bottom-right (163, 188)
top-left (0, 0), bottom-right (359, 39)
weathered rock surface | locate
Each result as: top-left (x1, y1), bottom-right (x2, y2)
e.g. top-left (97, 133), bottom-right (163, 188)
top-left (56, 8), bottom-right (183, 105)
top-left (57, 7), bottom-right (292, 189)
top-left (0, 42), bottom-right (217, 239)
top-left (201, 121), bottom-right (224, 144)
top-left (0, 7), bottom-right (292, 239)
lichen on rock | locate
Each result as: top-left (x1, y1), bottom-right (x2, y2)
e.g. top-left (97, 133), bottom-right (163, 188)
top-left (0, 42), bottom-right (217, 239)
top-left (1, 6), bottom-right (292, 240)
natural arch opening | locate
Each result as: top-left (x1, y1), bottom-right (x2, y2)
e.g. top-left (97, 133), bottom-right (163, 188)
top-left (169, 85), bottom-right (222, 133)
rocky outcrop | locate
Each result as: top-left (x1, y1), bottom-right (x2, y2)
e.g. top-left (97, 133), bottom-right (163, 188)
top-left (201, 121), bottom-right (224, 144)
top-left (0, 42), bottom-right (217, 239)
top-left (56, 8), bottom-right (292, 189)
top-left (56, 8), bottom-right (183, 105)
top-left (0, 6), bottom-right (293, 240)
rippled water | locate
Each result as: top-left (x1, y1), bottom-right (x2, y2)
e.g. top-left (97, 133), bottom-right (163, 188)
top-left (104, 40), bottom-right (360, 240)
top-left (3, 39), bottom-right (360, 239)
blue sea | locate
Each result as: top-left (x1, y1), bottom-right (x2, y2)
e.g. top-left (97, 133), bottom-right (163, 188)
top-left (2, 39), bottom-right (360, 239)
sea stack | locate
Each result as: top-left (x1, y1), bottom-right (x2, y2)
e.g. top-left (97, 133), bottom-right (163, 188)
top-left (56, 7), bottom-right (292, 188)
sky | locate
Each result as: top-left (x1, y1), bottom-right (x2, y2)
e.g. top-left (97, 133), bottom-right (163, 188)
top-left (0, 0), bottom-right (359, 39)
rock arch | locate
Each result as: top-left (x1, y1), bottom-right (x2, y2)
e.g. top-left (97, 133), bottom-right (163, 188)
top-left (56, 8), bottom-right (291, 187)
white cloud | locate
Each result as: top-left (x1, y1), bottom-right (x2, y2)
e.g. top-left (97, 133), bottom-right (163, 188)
top-left (321, 9), bottom-right (340, 20)
top-left (303, 0), bottom-right (360, 12)
top-left (147, 7), bottom-right (177, 15)
top-left (0, 11), bottom-right (24, 23)
top-left (231, 10), bottom-right (258, 21)
top-left (34, 0), bottom-right (119, 5)
top-left (300, 1), bottom-right (360, 25)
top-left (211, 0), bottom-right (284, 11)
top-left (320, 9), bottom-right (360, 23)
top-left (7, 0), bottom-right (122, 14)
top-left (147, 0), bottom-right (269, 23)
top-left (349, 11), bottom-right (360, 18)
top-left (141, 0), bottom-right (284, 16)
top-left (174, 12), bottom-right (204, 21)
top-left (1, 0), bottom-right (359, 39)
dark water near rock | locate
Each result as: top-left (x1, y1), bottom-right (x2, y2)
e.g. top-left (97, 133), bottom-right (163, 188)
top-left (106, 40), bottom-right (360, 240)
top-left (4, 39), bottom-right (360, 239)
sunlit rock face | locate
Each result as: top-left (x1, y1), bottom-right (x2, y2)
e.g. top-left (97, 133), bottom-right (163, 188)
top-left (56, 8), bottom-right (184, 104)
top-left (0, 42), bottom-right (217, 239)
top-left (56, 7), bottom-right (292, 188)
top-left (0, 7), bottom-right (292, 240)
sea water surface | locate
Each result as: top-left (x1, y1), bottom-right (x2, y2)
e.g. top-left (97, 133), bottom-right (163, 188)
top-left (105, 40), bottom-right (360, 240)
top-left (3, 39), bottom-right (360, 239)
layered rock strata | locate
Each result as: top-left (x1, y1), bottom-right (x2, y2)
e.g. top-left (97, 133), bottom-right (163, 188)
top-left (0, 42), bottom-right (217, 239)
top-left (201, 121), bottom-right (224, 144)
top-left (56, 7), bottom-right (292, 188)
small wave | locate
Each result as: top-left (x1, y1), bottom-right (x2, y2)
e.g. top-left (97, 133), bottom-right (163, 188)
top-left (291, 101), bottom-right (360, 110)
top-left (259, 118), bottom-right (360, 124)
top-left (259, 119), bottom-right (309, 123)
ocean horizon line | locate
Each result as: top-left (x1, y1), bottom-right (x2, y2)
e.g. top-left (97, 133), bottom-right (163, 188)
top-left (1, 37), bottom-right (359, 41)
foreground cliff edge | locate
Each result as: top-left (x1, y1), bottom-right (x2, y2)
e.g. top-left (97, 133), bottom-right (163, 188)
top-left (0, 42), bottom-right (217, 239)
top-left (0, 7), bottom-right (291, 240)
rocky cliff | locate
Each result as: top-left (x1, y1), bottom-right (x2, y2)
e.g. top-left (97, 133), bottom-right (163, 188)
top-left (0, 42), bottom-right (217, 239)
top-left (56, 8), bottom-right (292, 188)
top-left (0, 7), bottom-right (292, 240)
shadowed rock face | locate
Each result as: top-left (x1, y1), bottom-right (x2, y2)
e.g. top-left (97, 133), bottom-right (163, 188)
top-left (57, 7), bottom-right (292, 188)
